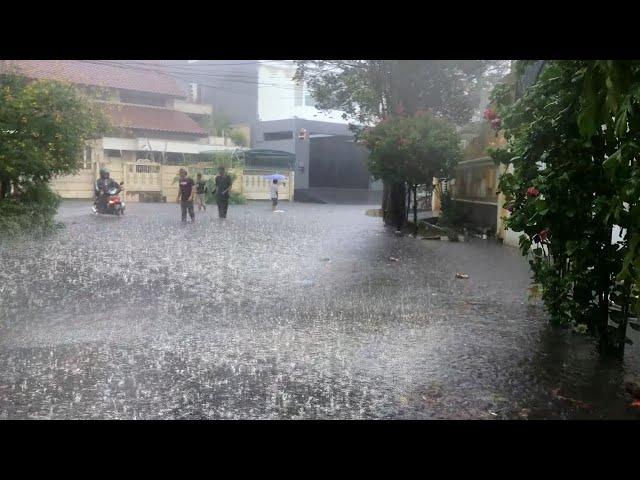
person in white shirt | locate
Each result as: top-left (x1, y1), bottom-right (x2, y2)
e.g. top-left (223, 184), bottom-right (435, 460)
top-left (270, 179), bottom-right (279, 211)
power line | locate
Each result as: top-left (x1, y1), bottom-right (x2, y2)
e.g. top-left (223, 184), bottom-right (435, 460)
top-left (77, 60), bottom-right (310, 102)
top-left (78, 60), bottom-right (310, 99)
top-left (109, 60), bottom-right (300, 85)
top-left (85, 60), bottom-right (302, 90)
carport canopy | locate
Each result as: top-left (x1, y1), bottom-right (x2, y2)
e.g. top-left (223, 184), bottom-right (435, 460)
top-left (240, 149), bottom-right (296, 170)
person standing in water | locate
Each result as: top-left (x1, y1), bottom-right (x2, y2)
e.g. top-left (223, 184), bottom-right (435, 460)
top-left (270, 179), bottom-right (279, 211)
top-left (212, 166), bottom-right (233, 218)
top-left (195, 172), bottom-right (207, 212)
top-left (176, 168), bottom-right (195, 223)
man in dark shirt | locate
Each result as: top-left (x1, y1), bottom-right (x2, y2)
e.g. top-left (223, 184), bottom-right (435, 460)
top-left (213, 166), bottom-right (233, 218)
top-left (176, 168), bottom-right (195, 223)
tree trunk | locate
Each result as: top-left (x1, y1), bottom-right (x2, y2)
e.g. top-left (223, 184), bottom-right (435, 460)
top-left (383, 180), bottom-right (407, 230)
top-left (382, 181), bottom-right (389, 216)
top-left (597, 225), bottom-right (624, 358)
top-left (413, 184), bottom-right (418, 235)
top-left (0, 176), bottom-right (10, 200)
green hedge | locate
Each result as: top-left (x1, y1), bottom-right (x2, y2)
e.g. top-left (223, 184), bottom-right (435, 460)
top-left (0, 184), bottom-right (62, 238)
top-left (205, 191), bottom-right (247, 205)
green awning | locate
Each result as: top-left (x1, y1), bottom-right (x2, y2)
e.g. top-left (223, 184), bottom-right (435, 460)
top-left (240, 149), bottom-right (296, 170)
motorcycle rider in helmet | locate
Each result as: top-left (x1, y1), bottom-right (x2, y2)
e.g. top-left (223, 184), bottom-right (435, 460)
top-left (93, 168), bottom-right (121, 212)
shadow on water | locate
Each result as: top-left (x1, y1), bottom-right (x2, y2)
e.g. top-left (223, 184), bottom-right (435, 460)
top-left (514, 324), bottom-right (640, 420)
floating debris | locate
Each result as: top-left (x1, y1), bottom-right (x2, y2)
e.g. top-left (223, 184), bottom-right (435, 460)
top-left (551, 388), bottom-right (592, 409)
top-left (389, 257), bottom-right (400, 262)
top-left (455, 273), bottom-right (469, 279)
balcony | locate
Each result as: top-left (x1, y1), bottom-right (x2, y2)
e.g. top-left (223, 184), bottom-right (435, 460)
top-left (172, 100), bottom-right (213, 116)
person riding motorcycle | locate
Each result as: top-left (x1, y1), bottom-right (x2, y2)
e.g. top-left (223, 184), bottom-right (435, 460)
top-left (94, 168), bottom-right (121, 211)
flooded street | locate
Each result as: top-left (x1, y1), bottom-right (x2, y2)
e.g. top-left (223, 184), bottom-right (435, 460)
top-left (1, 201), bottom-right (639, 419)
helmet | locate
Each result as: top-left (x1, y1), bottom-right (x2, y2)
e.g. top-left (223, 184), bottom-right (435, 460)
top-left (99, 168), bottom-right (110, 178)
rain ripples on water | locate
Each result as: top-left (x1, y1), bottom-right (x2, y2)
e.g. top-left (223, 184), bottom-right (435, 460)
top-left (0, 201), bottom-right (639, 419)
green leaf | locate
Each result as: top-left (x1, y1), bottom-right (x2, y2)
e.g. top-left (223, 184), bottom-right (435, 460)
top-left (577, 107), bottom-right (597, 138)
top-left (615, 104), bottom-right (629, 138)
top-left (603, 149), bottom-right (621, 177)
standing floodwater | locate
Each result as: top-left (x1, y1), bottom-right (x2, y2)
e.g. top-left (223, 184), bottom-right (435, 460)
top-left (0, 201), bottom-right (638, 419)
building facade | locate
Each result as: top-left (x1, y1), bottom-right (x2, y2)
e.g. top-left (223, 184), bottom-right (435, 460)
top-left (3, 60), bottom-right (246, 201)
top-left (164, 60), bottom-right (381, 200)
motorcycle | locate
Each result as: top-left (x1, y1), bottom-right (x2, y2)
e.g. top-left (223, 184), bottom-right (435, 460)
top-left (92, 182), bottom-right (126, 216)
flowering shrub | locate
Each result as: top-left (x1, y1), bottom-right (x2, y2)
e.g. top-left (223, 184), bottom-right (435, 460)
top-left (490, 60), bottom-right (640, 357)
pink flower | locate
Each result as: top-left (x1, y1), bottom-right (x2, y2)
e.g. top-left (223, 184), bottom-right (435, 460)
top-left (484, 108), bottom-right (498, 121)
top-left (526, 187), bottom-right (540, 197)
top-left (491, 118), bottom-right (502, 130)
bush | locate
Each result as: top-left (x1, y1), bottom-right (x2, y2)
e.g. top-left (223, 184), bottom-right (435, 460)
top-left (204, 191), bottom-right (247, 205)
top-left (229, 129), bottom-right (248, 147)
top-left (491, 60), bottom-right (640, 356)
top-left (438, 188), bottom-right (464, 228)
top-left (0, 183), bottom-right (61, 238)
top-left (229, 191), bottom-right (247, 204)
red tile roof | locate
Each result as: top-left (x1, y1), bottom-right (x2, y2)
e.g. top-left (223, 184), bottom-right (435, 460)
top-left (103, 103), bottom-right (207, 136)
top-left (2, 60), bottom-right (186, 97)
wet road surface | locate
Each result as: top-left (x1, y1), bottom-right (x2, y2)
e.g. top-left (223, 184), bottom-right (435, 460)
top-left (0, 201), bottom-right (639, 419)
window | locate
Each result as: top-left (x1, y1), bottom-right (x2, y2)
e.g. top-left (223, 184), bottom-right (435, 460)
top-left (104, 149), bottom-right (122, 158)
top-left (294, 83), bottom-right (303, 107)
top-left (304, 85), bottom-right (316, 108)
top-left (264, 131), bottom-right (293, 141)
top-left (119, 91), bottom-right (167, 107)
top-left (294, 82), bottom-right (316, 107)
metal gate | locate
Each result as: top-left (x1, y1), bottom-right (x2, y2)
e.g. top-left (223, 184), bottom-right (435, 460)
top-left (124, 162), bottom-right (162, 192)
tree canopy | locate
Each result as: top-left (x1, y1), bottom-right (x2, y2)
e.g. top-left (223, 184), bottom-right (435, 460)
top-left (363, 111), bottom-right (461, 185)
top-left (294, 60), bottom-right (510, 127)
top-left (0, 73), bottom-right (108, 199)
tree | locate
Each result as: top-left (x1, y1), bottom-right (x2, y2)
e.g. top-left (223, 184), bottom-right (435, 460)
top-left (362, 112), bottom-right (461, 233)
top-left (295, 60), bottom-right (507, 228)
top-left (229, 129), bottom-right (248, 147)
top-left (0, 72), bottom-right (108, 232)
top-left (490, 60), bottom-right (640, 358)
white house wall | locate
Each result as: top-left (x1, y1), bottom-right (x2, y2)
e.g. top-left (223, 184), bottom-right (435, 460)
top-left (257, 62), bottom-right (348, 123)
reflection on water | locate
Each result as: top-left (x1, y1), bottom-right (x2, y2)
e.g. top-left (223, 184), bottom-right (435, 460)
top-left (0, 201), bottom-right (638, 419)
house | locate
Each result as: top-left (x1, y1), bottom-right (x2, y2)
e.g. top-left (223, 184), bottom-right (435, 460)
top-left (2, 60), bottom-right (246, 201)
top-left (448, 121), bottom-right (506, 233)
top-left (164, 60), bottom-right (382, 203)
top-left (433, 61), bottom-right (543, 247)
